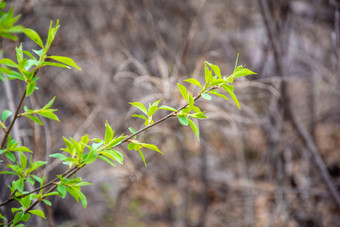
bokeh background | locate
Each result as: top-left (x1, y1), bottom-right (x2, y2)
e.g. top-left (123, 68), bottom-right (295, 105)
top-left (1, 0), bottom-right (340, 226)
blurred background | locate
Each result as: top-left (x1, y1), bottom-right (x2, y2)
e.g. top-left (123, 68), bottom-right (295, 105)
top-left (1, 0), bottom-right (340, 226)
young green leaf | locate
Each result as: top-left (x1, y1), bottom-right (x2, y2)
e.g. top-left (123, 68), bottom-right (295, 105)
top-left (178, 115), bottom-right (189, 126)
top-left (47, 56), bottom-right (81, 70)
top-left (206, 62), bottom-right (221, 79)
top-left (98, 155), bottom-right (116, 167)
top-left (188, 119), bottom-right (199, 140)
top-left (201, 93), bottom-right (212, 100)
top-left (222, 85), bottom-right (240, 109)
top-left (0, 58), bottom-right (17, 67)
top-left (42, 199), bottom-right (52, 206)
top-left (24, 29), bottom-right (44, 48)
top-left (132, 114), bottom-right (148, 120)
top-left (142, 143), bottom-right (163, 154)
top-left (184, 78), bottom-right (202, 88)
top-left (177, 83), bottom-right (188, 101)
top-left (26, 81), bottom-right (36, 96)
top-left (204, 61), bottom-right (213, 85)
top-left (232, 68), bottom-right (257, 78)
top-left (1, 110), bottom-right (12, 122)
top-left (190, 112), bottom-right (208, 119)
top-left (129, 102), bottom-right (148, 115)
top-left (100, 149), bottom-right (123, 164)
top-left (208, 90), bottom-right (229, 101)
top-left (138, 149), bottom-right (147, 167)
top-left (84, 148), bottom-right (98, 164)
top-left (38, 110), bottom-right (60, 121)
top-left (104, 121), bottom-right (114, 144)
top-left (57, 184), bottom-right (67, 198)
top-left (234, 53), bottom-right (239, 71)
top-left (188, 92), bottom-right (194, 110)
top-left (148, 105), bottom-right (158, 117)
top-left (29, 209), bottom-right (46, 219)
top-left (16, 43), bottom-right (23, 63)
top-left (46, 20), bottom-right (60, 48)
top-left (42, 96), bottom-right (56, 109)
top-left (159, 105), bottom-right (178, 112)
top-left (41, 61), bottom-right (71, 69)
top-left (49, 153), bottom-right (68, 161)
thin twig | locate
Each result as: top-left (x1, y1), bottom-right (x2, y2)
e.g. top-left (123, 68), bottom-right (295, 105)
top-left (0, 89), bottom-right (26, 149)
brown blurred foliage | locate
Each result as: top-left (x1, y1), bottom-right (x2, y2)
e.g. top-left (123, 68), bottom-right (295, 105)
top-left (1, 0), bottom-right (340, 226)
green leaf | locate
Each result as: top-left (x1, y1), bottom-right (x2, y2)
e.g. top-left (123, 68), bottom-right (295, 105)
top-left (142, 143), bottom-right (163, 154)
top-left (234, 53), bottom-right (239, 71)
top-left (1, 110), bottom-right (12, 122)
top-left (159, 105), bottom-right (178, 112)
top-left (43, 192), bottom-right (58, 197)
top-left (26, 81), bottom-right (36, 96)
top-left (49, 153), bottom-right (68, 161)
top-left (29, 209), bottom-right (46, 219)
top-left (20, 152), bottom-right (27, 169)
top-left (148, 105), bottom-right (158, 117)
top-left (106, 135), bottom-right (127, 148)
top-left (0, 212), bottom-right (7, 221)
top-left (24, 29), bottom-right (44, 48)
top-left (100, 149), bottom-right (123, 164)
top-left (38, 110), bottom-right (60, 121)
top-left (132, 114), bottom-right (148, 120)
top-left (222, 85), bottom-right (240, 109)
top-left (25, 115), bottom-right (43, 125)
top-left (177, 83), bottom-right (188, 101)
top-left (206, 62), bottom-right (221, 79)
top-left (42, 199), bottom-right (52, 206)
top-left (11, 146), bottom-right (33, 153)
top-left (84, 148), bottom-right (98, 164)
top-left (16, 43), bottom-right (23, 64)
top-left (98, 155), bottom-right (116, 167)
top-left (201, 93), bottom-right (212, 100)
top-left (232, 68), bottom-right (257, 78)
top-left (0, 58), bottom-right (17, 67)
top-left (190, 112), bottom-right (208, 119)
top-left (104, 121), bottom-right (114, 144)
top-left (32, 49), bottom-right (43, 57)
top-left (41, 61), bottom-right (71, 69)
top-left (138, 149), bottom-right (147, 167)
top-left (29, 161), bottom-right (47, 172)
top-left (47, 56), bottom-right (81, 70)
top-left (188, 92), bottom-right (194, 110)
top-left (129, 102), bottom-right (147, 115)
top-left (211, 79), bottom-right (226, 86)
top-left (14, 178), bottom-right (24, 192)
top-left (12, 212), bottom-right (24, 225)
top-left (178, 115), bottom-right (189, 126)
top-left (46, 20), bottom-right (60, 48)
top-left (127, 143), bottom-right (135, 150)
top-left (204, 61), bottom-right (213, 85)
top-left (129, 127), bottom-right (136, 134)
top-left (78, 190), bottom-right (87, 208)
top-left (184, 78), bottom-right (202, 88)
top-left (208, 90), bottom-right (229, 101)
top-left (57, 184), bottom-right (67, 198)
top-left (6, 152), bottom-right (16, 162)
top-left (188, 119), bottom-right (199, 140)
top-left (22, 213), bottom-right (31, 222)
top-left (42, 96), bottom-right (56, 109)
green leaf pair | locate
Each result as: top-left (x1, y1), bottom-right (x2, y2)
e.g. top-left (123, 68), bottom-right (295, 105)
top-left (130, 99), bottom-right (163, 126)
top-left (127, 140), bottom-right (163, 166)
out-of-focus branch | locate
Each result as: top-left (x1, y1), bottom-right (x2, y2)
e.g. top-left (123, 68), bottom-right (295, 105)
top-left (258, 0), bottom-right (340, 211)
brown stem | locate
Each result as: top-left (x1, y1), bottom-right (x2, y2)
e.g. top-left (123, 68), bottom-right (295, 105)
top-left (0, 89), bottom-right (26, 149)
top-left (3, 85), bottom-right (216, 223)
